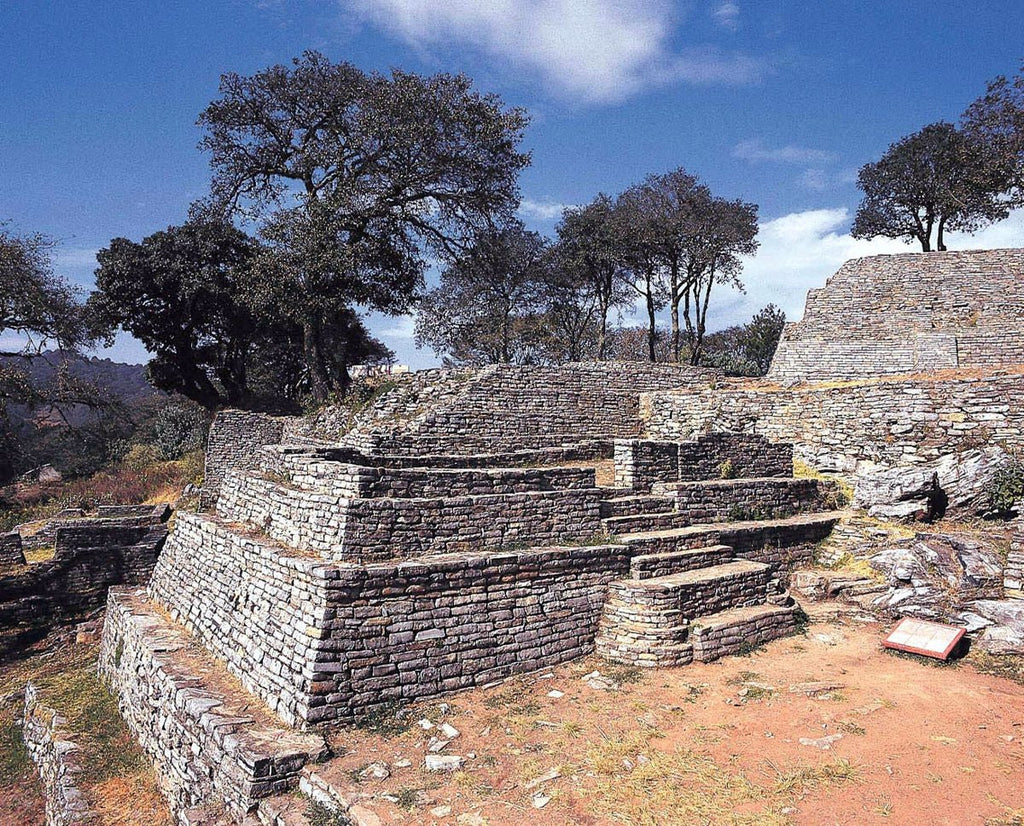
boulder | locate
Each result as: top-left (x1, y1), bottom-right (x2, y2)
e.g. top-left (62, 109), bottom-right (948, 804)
top-left (853, 447), bottom-right (1011, 520)
top-left (969, 600), bottom-right (1024, 654)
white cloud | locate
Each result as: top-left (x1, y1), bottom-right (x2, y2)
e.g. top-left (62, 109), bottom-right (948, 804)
top-left (518, 198), bottom-right (572, 222)
top-left (733, 139), bottom-right (837, 165)
top-left (346, 0), bottom-right (765, 103)
top-left (712, 1), bottom-right (740, 31)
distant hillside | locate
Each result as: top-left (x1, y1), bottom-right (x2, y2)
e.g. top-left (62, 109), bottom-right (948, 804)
top-left (3, 352), bottom-right (160, 430)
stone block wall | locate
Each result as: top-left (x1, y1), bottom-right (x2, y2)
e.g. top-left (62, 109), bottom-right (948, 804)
top-left (149, 513), bottom-right (633, 727)
top-left (0, 520), bottom-right (167, 629)
top-left (768, 249), bottom-right (1024, 382)
top-left (665, 478), bottom-right (830, 524)
top-left (202, 410), bottom-right (295, 506)
top-left (23, 681), bottom-right (96, 825)
top-left (614, 434), bottom-right (793, 491)
top-left (0, 532), bottom-right (25, 565)
top-left (324, 362), bottom-right (710, 457)
top-left (642, 369), bottom-right (1024, 474)
top-left (216, 469), bottom-right (605, 562)
top-left (99, 590), bottom-right (325, 816)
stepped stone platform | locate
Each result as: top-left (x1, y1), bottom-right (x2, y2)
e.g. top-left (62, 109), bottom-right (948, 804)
top-left (99, 364), bottom-right (847, 824)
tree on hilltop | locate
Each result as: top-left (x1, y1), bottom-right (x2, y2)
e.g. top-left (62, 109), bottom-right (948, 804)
top-left (851, 122), bottom-right (1014, 252)
top-left (198, 52), bottom-right (530, 400)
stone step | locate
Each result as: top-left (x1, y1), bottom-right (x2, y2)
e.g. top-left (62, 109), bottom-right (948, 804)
top-left (616, 511), bottom-right (844, 569)
top-left (653, 477), bottom-right (832, 525)
top-left (607, 560), bottom-right (773, 620)
top-left (100, 587), bottom-right (330, 820)
top-left (629, 544), bottom-right (733, 579)
top-left (690, 602), bottom-right (803, 662)
top-left (602, 510), bottom-right (684, 535)
top-left (599, 494), bottom-right (676, 519)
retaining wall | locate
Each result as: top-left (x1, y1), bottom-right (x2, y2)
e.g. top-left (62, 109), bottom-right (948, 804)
top-left (149, 513), bottom-right (631, 727)
top-left (613, 434), bottom-right (793, 491)
top-left (216, 469), bottom-right (604, 562)
top-left (202, 410), bottom-right (295, 506)
top-left (642, 369), bottom-right (1024, 473)
top-left (0, 520), bottom-right (167, 634)
top-left (23, 681), bottom-right (96, 825)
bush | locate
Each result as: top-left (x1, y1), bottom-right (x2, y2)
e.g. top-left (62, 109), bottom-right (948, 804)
top-left (988, 457), bottom-right (1024, 515)
top-left (152, 403), bottom-right (210, 460)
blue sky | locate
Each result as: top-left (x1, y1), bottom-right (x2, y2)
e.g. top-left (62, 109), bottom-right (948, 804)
top-left (2, 0), bottom-right (1023, 367)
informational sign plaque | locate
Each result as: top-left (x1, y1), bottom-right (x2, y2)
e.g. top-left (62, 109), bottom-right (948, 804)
top-left (883, 617), bottom-right (966, 661)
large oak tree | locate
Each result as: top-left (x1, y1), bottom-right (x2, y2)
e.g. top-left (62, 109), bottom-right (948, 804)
top-left (198, 52), bottom-right (530, 399)
top-left (852, 122), bottom-right (1013, 252)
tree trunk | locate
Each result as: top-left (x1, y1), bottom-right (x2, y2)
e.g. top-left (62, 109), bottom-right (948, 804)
top-left (936, 216), bottom-right (947, 251)
top-left (646, 284), bottom-right (657, 363)
top-left (303, 318), bottom-right (333, 402)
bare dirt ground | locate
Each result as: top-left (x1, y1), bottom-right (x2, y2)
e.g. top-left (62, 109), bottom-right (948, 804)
top-left (328, 609), bottom-right (1024, 826)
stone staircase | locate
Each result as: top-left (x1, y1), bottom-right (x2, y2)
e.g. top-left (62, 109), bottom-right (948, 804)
top-left (593, 463), bottom-right (841, 668)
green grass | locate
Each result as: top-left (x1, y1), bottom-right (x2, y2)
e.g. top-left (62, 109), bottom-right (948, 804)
top-left (0, 721), bottom-right (30, 785)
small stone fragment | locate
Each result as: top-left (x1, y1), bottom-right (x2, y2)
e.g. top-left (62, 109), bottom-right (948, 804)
top-left (425, 754), bottom-right (465, 772)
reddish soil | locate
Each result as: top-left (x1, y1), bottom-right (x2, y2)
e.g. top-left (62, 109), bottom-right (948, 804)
top-left (326, 609), bottom-right (1024, 826)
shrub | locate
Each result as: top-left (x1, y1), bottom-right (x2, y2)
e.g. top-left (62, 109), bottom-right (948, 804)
top-left (988, 456), bottom-right (1024, 516)
top-left (152, 403), bottom-right (210, 460)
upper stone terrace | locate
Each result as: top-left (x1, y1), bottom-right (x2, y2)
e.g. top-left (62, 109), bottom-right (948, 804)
top-left (769, 248), bottom-right (1024, 382)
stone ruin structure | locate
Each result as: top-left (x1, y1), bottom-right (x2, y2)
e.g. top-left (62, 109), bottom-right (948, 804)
top-left (0, 504), bottom-right (169, 655)
top-left (769, 248), bottom-right (1024, 382)
top-left (60, 247), bottom-right (1024, 825)
top-left (95, 362), bottom-right (842, 824)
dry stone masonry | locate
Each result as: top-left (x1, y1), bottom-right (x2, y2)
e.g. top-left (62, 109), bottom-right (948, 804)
top-left (99, 361), bottom-right (843, 824)
top-left (0, 506), bottom-right (169, 652)
top-left (769, 249), bottom-right (1024, 382)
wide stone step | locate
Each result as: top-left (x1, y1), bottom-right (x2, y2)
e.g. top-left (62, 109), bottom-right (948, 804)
top-left (599, 494), bottom-right (675, 519)
top-left (616, 511), bottom-right (844, 568)
top-left (629, 544), bottom-right (733, 579)
top-left (603, 510), bottom-right (685, 535)
top-left (654, 477), bottom-right (832, 525)
top-left (100, 587), bottom-right (330, 820)
top-left (690, 602), bottom-right (803, 662)
top-left (608, 560), bottom-right (773, 619)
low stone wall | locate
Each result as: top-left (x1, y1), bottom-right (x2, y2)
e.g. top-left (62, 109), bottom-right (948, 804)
top-left (216, 469), bottom-right (604, 562)
top-left (202, 409), bottom-right (294, 506)
top-left (642, 369), bottom-right (1024, 474)
top-left (665, 478), bottom-right (830, 524)
top-left (0, 532), bottom-right (24, 565)
top-left (324, 362), bottom-right (710, 457)
top-left (613, 434), bottom-right (793, 491)
top-left (23, 681), bottom-right (96, 825)
top-left (149, 513), bottom-right (632, 727)
top-left (99, 590), bottom-right (326, 817)
top-left (0, 519), bottom-right (167, 634)
top-left (257, 454), bottom-right (596, 500)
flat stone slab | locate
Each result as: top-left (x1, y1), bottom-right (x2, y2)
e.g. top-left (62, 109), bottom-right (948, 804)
top-left (882, 617), bottom-right (965, 660)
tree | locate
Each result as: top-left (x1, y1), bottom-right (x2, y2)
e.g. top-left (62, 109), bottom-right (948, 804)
top-left (415, 221), bottom-right (551, 365)
top-left (612, 187), bottom-right (667, 362)
top-left (851, 122), bottom-right (1013, 252)
top-left (0, 224), bottom-right (109, 482)
top-left (198, 51), bottom-right (530, 400)
top-left (90, 220), bottom-right (308, 411)
top-left (554, 195), bottom-right (633, 360)
top-left (678, 193), bottom-right (759, 366)
top-left (702, 304), bottom-right (786, 376)
top-left (962, 62), bottom-right (1024, 201)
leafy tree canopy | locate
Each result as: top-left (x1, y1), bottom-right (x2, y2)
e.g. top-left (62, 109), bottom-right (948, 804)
top-left (852, 121), bottom-right (1014, 252)
top-left (198, 51), bottom-right (530, 399)
top-left (962, 62), bottom-right (1024, 199)
top-left (415, 220), bottom-right (553, 366)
